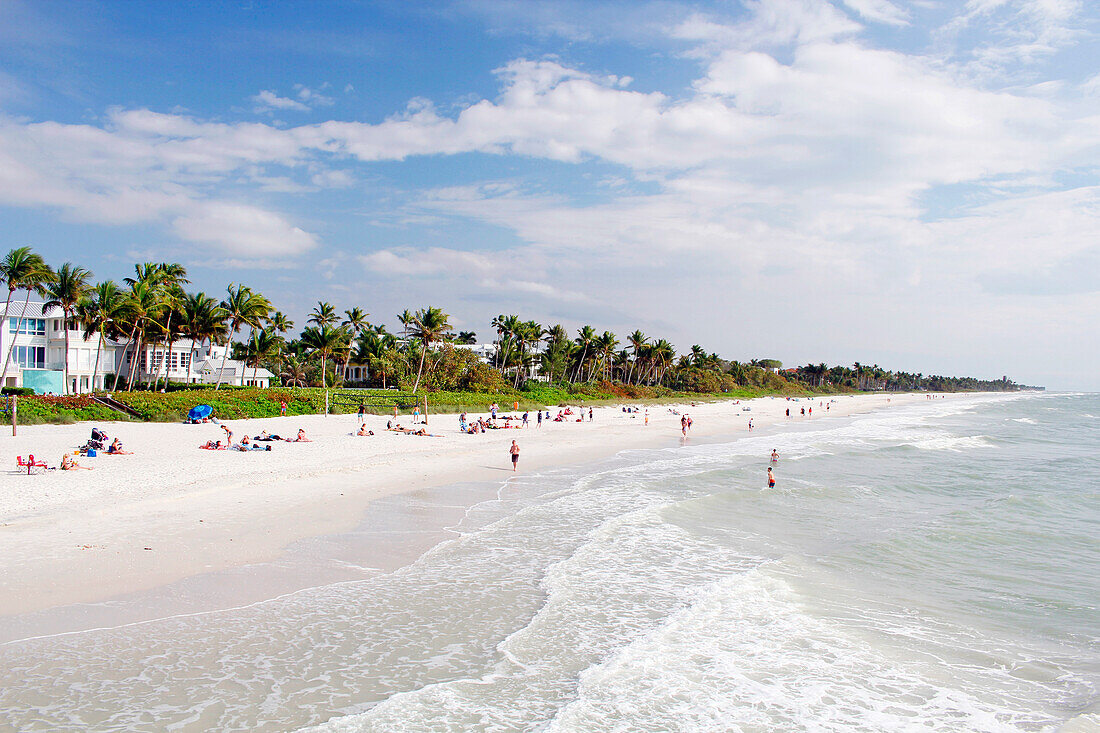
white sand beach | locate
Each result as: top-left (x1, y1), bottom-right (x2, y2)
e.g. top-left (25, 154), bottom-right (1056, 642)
top-left (0, 393), bottom-right (925, 618)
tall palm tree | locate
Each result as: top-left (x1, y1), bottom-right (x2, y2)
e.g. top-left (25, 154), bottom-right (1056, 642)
top-left (43, 263), bottom-right (92, 393)
top-left (410, 306), bottom-right (452, 393)
top-left (456, 330), bottom-right (476, 345)
top-left (397, 309), bottom-right (414, 342)
top-left (270, 311), bottom-right (294, 336)
top-left (573, 325), bottom-right (596, 383)
top-left (309, 301), bottom-right (339, 327)
top-left (0, 247), bottom-right (55, 387)
top-left (626, 330), bottom-right (647, 385)
top-left (300, 324), bottom-right (344, 386)
top-left (216, 284), bottom-right (270, 389)
top-left (118, 280), bottom-right (165, 390)
top-left (244, 328), bottom-right (281, 386)
top-left (596, 331), bottom-right (619, 382)
top-left (181, 292), bottom-right (227, 382)
top-left (146, 263), bottom-right (189, 391)
top-left (76, 280), bottom-right (123, 392)
top-left (340, 307), bottom-right (370, 379)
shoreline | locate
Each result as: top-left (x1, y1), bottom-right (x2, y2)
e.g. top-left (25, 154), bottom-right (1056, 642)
top-left (0, 392), bottom-right (945, 631)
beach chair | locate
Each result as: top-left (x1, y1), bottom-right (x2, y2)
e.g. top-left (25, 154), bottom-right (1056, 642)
top-left (16, 455), bottom-right (48, 475)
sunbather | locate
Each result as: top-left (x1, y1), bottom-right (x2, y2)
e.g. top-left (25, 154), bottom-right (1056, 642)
top-left (106, 439), bottom-right (133, 455)
top-left (357, 424), bottom-right (374, 436)
top-left (286, 429), bottom-right (311, 442)
top-left (61, 454), bottom-right (92, 470)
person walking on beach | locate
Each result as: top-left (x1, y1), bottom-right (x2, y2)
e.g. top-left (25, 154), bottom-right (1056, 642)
top-left (357, 402), bottom-right (365, 423)
top-left (786, 407), bottom-right (790, 419)
top-left (645, 409), bottom-right (649, 426)
top-left (748, 418), bottom-right (754, 431)
top-left (681, 415), bottom-right (688, 436)
top-left (522, 411), bottom-right (529, 427)
top-left (767, 466), bottom-right (775, 488)
top-left (537, 410), bottom-right (543, 428)
top-left (509, 440), bottom-right (520, 472)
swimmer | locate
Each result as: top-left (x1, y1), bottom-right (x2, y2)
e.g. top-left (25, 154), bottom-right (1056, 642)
top-left (767, 466), bottom-right (775, 488)
top-left (770, 449), bottom-right (779, 463)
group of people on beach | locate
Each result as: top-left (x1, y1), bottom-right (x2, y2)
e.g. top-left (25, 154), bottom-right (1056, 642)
top-left (199, 425), bottom-right (311, 451)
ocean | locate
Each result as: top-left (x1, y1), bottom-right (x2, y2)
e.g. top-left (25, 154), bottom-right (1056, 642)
top-left (0, 392), bottom-right (1096, 732)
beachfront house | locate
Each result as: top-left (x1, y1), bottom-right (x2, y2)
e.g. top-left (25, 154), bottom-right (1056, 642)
top-left (1, 301), bottom-right (121, 393)
top-left (0, 301), bottom-right (272, 393)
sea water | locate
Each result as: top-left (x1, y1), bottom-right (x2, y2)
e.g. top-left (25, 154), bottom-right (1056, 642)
top-left (0, 392), bottom-right (1096, 732)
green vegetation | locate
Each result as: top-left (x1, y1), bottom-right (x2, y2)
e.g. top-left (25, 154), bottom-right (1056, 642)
top-left (0, 247), bottom-right (1034, 424)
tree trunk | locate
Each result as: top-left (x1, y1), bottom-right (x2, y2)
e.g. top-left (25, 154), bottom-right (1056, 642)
top-left (0, 291), bottom-right (33, 388)
top-left (0, 287), bottom-right (16, 386)
top-left (91, 331), bottom-right (104, 393)
top-left (412, 344), bottom-right (427, 393)
top-left (215, 333), bottom-right (233, 389)
top-left (62, 308), bottom-right (72, 394)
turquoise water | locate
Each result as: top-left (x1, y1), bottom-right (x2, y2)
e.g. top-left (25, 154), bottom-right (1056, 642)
top-left (0, 393), bottom-right (1096, 731)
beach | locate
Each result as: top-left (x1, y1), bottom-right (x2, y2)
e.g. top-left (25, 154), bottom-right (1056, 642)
top-left (0, 390), bottom-right (1095, 732)
top-left (1, 393), bottom-right (906, 621)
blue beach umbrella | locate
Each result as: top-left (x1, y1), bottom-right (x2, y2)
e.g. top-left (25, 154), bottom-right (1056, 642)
top-left (188, 404), bottom-right (213, 421)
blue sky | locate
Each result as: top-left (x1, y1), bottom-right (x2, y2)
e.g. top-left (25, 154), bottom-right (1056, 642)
top-left (1, 0), bottom-right (1098, 389)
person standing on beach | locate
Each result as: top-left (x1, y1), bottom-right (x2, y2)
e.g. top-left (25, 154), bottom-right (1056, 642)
top-left (767, 466), bottom-right (775, 488)
top-left (645, 409), bottom-right (649, 426)
top-left (522, 411), bottom-right (529, 428)
top-left (509, 440), bottom-right (520, 471)
top-left (537, 411), bottom-right (543, 428)
top-left (589, 407), bottom-right (593, 421)
top-left (280, 401), bottom-right (287, 417)
top-left (357, 402), bottom-right (365, 423)
top-left (786, 408), bottom-right (790, 419)
top-left (412, 406), bottom-right (420, 424)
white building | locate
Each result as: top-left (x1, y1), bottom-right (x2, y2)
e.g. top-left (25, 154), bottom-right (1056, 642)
top-left (0, 301), bottom-right (273, 393)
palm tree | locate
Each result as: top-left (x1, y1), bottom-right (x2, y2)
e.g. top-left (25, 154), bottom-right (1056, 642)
top-left (145, 263), bottom-right (189, 391)
top-left (340, 307), bottom-right (370, 379)
top-left (456, 330), bottom-right (477, 345)
top-left (0, 247), bottom-right (55, 388)
top-left (279, 354), bottom-right (309, 387)
top-left (397, 309), bottom-right (414, 341)
top-left (270, 311), bottom-right (294, 336)
top-left (354, 330), bottom-right (396, 388)
top-left (244, 328), bottom-right (281, 386)
top-left (181, 292), bottom-right (227, 383)
top-left (300, 324), bottom-right (344, 386)
top-left (626, 330), bottom-right (647, 384)
top-left (117, 280), bottom-right (166, 390)
top-left (43, 263), bottom-right (92, 393)
top-left (76, 280), bottom-right (123, 392)
top-left (216, 284), bottom-right (270, 389)
top-left (410, 305), bottom-right (452, 393)
top-left (595, 331), bottom-right (619, 381)
top-left (573, 325), bottom-right (596, 382)
top-left (309, 301), bottom-right (338, 327)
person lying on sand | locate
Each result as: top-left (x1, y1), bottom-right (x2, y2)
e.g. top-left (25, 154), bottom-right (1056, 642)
top-left (61, 454), bottom-right (92, 470)
top-left (233, 441), bottom-right (272, 452)
top-left (253, 431), bottom-right (284, 441)
top-left (356, 424), bottom-right (374, 436)
top-left (106, 438), bottom-right (133, 455)
top-left (388, 424), bottom-right (411, 433)
top-left (286, 429), bottom-right (312, 442)
top-left (199, 440), bottom-right (226, 450)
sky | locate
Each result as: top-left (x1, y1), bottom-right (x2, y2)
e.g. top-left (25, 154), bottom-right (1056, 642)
top-left (0, 0), bottom-right (1097, 390)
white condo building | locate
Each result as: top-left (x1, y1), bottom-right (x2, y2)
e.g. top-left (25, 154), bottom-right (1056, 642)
top-left (0, 301), bottom-right (273, 393)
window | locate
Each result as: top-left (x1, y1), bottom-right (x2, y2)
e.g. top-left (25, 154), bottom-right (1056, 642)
top-left (8, 318), bottom-right (45, 335)
top-left (13, 346), bottom-right (45, 369)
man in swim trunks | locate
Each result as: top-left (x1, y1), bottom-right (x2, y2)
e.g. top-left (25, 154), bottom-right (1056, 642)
top-left (510, 440), bottom-right (520, 472)
top-left (767, 466), bottom-right (775, 488)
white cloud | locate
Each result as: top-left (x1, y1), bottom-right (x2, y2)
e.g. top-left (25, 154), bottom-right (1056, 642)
top-left (171, 202), bottom-right (317, 257)
top-left (359, 246), bottom-right (494, 276)
top-left (252, 89), bottom-right (310, 113)
top-left (841, 0), bottom-right (910, 26)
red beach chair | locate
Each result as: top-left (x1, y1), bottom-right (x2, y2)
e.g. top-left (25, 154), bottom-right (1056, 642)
top-left (16, 454), bottom-right (48, 475)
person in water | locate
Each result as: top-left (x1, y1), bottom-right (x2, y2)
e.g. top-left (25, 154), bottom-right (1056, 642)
top-left (767, 466), bottom-right (776, 488)
top-left (771, 449), bottom-right (779, 463)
